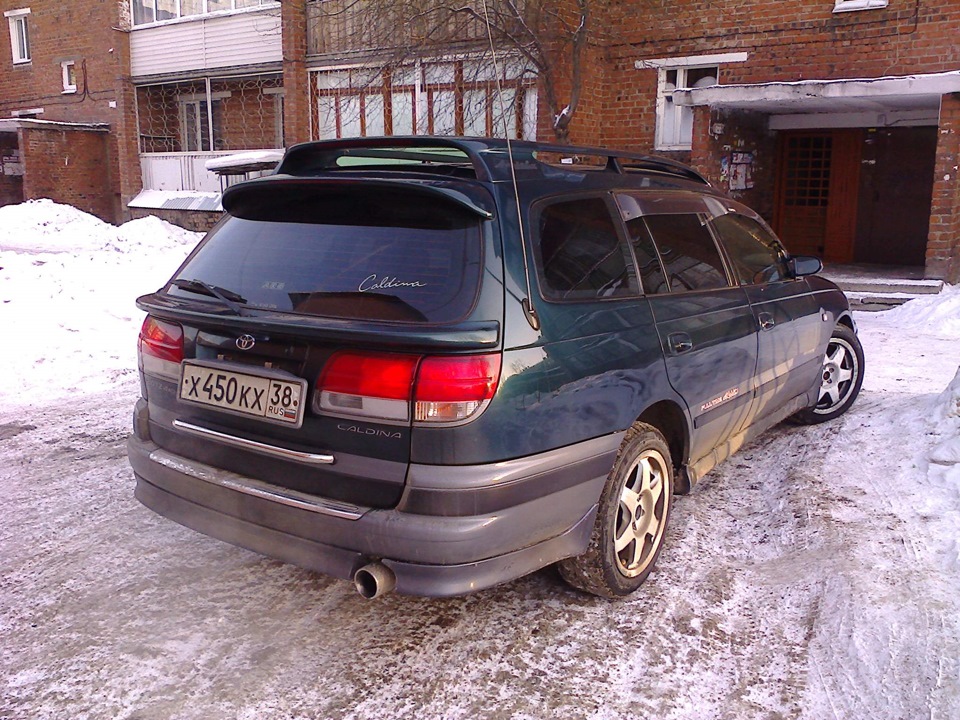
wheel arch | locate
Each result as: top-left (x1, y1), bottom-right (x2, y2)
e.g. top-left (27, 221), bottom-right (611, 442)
top-left (837, 311), bottom-right (856, 331)
top-left (635, 400), bottom-right (692, 494)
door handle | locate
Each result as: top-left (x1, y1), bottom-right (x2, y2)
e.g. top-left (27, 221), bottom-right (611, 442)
top-left (758, 312), bottom-right (775, 331)
top-left (668, 332), bottom-right (693, 354)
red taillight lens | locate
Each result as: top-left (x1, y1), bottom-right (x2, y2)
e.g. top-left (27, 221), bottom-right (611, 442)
top-left (316, 352), bottom-right (419, 421)
top-left (315, 352), bottom-right (501, 425)
top-left (138, 316), bottom-right (183, 363)
top-left (414, 355), bottom-right (501, 402)
top-left (320, 352), bottom-right (418, 400)
top-left (414, 354), bottom-right (501, 424)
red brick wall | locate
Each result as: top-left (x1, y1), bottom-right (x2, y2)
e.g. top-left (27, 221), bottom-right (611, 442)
top-left (283, 0), bottom-right (311, 146)
top-left (0, 0), bottom-right (126, 222)
top-left (19, 126), bottom-right (113, 222)
top-left (928, 93), bottom-right (960, 282)
top-left (594, 0), bottom-right (960, 153)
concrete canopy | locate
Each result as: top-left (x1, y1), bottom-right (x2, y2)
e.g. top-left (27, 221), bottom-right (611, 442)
top-left (672, 70), bottom-right (960, 129)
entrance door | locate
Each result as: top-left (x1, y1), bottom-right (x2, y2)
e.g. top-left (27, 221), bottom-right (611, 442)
top-left (774, 130), bottom-right (862, 262)
top-left (854, 127), bottom-right (936, 266)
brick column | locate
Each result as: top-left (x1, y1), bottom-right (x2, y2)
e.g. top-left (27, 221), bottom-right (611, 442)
top-left (113, 19), bottom-right (143, 222)
top-left (282, 0), bottom-right (311, 146)
top-left (928, 93), bottom-right (960, 283)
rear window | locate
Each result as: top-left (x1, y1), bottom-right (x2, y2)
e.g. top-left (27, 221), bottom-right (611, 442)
top-left (167, 189), bottom-right (483, 324)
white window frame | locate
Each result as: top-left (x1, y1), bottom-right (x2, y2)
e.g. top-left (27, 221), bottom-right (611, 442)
top-left (833, 0), bottom-right (888, 12)
top-left (61, 61), bottom-right (77, 93)
top-left (178, 90), bottom-right (230, 152)
top-left (131, 0), bottom-right (276, 27)
top-left (655, 65), bottom-right (718, 151)
top-left (636, 52), bottom-right (748, 152)
top-left (5, 8), bottom-right (31, 65)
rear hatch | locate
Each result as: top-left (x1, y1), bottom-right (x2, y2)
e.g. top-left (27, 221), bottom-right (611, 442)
top-left (137, 178), bottom-right (501, 509)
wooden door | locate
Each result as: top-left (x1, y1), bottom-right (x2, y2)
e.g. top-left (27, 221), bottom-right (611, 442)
top-left (774, 130), bottom-right (862, 262)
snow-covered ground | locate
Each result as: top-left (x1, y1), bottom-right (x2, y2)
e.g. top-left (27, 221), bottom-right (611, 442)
top-left (1, 200), bottom-right (959, 719)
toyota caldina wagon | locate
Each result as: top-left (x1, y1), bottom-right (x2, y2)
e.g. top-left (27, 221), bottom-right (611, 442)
top-left (127, 137), bottom-right (864, 599)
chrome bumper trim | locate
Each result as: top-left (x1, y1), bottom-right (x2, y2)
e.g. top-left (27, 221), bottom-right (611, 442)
top-left (147, 447), bottom-right (364, 520)
top-left (172, 419), bottom-right (335, 465)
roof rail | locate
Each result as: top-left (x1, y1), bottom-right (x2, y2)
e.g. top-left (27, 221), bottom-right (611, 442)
top-left (276, 136), bottom-right (711, 186)
top-left (520, 140), bottom-right (711, 185)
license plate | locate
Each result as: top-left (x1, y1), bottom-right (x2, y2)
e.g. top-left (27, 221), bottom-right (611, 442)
top-left (178, 362), bottom-right (307, 428)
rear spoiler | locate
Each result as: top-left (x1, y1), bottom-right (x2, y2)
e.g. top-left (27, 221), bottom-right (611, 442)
top-left (221, 175), bottom-right (494, 220)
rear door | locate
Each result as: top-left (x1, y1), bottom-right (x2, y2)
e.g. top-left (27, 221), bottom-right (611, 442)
top-left (616, 193), bottom-right (759, 466)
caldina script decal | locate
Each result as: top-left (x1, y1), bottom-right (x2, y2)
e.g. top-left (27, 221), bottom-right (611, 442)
top-left (359, 274), bottom-right (427, 292)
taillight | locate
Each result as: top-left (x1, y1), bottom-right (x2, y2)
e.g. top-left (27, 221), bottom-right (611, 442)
top-left (315, 352), bottom-right (501, 425)
top-left (138, 316), bottom-right (183, 363)
top-left (414, 355), bottom-right (500, 423)
top-left (317, 352), bottom-right (418, 422)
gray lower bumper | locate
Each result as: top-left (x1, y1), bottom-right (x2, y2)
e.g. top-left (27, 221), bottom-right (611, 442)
top-left (128, 435), bottom-right (614, 597)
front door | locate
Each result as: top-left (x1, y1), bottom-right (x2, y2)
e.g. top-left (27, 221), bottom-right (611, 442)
top-left (853, 127), bottom-right (937, 266)
top-left (774, 129), bottom-right (862, 263)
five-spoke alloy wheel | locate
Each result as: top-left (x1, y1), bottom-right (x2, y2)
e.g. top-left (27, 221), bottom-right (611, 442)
top-left (559, 423), bottom-right (673, 598)
top-left (794, 323), bottom-right (865, 424)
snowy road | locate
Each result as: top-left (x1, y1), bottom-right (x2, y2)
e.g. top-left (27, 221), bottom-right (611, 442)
top-left (2, 201), bottom-right (959, 719)
top-left (3, 326), bottom-right (959, 720)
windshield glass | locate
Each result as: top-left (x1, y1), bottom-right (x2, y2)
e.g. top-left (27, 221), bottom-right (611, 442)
top-left (167, 198), bottom-right (483, 323)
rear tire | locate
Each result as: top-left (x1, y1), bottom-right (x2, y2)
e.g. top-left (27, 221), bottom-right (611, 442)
top-left (793, 324), bottom-right (864, 425)
top-left (559, 423), bottom-right (673, 598)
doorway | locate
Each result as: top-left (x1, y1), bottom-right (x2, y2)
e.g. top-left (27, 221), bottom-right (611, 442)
top-left (774, 127), bottom-right (937, 266)
top-left (854, 127), bottom-right (936, 266)
top-left (773, 129), bottom-right (861, 263)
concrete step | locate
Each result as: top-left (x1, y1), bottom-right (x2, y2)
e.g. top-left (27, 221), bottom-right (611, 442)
top-left (820, 270), bottom-right (944, 311)
top-left (843, 290), bottom-right (936, 312)
top-left (832, 278), bottom-right (944, 295)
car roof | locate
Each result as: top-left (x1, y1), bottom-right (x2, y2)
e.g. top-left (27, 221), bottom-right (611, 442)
top-left (274, 136), bottom-right (712, 187)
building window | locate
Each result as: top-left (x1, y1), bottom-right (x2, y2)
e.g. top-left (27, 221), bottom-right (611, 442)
top-left (61, 61), bottom-right (77, 93)
top-left (833, 0), bottom-right (888, 12)
top-left (179, 97), bottom-right (226, 151)
top-left (131, 0), bottom-right (272, 26)
top-left (5, 8), bottom-right (31, 64)
top-left (312, 58), bottom-right (537, 141)
top-left (656, 66), bottom-right (718, 151)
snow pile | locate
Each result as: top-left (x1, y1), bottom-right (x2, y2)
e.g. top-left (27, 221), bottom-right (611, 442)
top-left (872, 281), bottom-right (960, 338)
top-left (929, 367), bottom-right (960, 477)
top-left (0, 200), bottom-right (201, 404)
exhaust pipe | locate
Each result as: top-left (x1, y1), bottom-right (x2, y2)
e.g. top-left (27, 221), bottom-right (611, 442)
top-left (353, 562), bottom-right (396, 599)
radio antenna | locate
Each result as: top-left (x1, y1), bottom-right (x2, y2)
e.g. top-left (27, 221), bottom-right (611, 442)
top-left (480, 2), bottom-right (540, 331)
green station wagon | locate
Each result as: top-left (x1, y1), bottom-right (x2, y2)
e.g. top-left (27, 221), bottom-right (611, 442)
top-left (127, 137), bottom-right (864, 598)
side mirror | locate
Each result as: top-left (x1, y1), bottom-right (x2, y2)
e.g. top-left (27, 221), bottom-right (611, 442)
top-left (789, 255), bottom-right (823, 277)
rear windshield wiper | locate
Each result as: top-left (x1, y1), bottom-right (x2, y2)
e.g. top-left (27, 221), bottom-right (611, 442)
top-left (171, 278), bottom-right (247, 315)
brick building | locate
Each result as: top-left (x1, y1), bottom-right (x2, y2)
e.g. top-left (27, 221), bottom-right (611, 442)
top-left (1, 0), bottom-right (958, 281)
top-left (0, 1), bottom-right (127, 221)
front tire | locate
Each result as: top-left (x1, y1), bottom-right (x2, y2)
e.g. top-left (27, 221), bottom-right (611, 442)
top-left (794, 323), bottom-right (864, 424)
top-left (559, 423), bottom-right (673, 598)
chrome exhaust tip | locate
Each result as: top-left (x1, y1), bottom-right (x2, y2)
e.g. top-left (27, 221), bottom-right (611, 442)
top-left (353, 562), bottom-right (396, 599)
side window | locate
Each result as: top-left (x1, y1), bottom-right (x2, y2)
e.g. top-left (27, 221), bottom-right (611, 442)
top-left (643, 214), bottom-right (730, 292)
top-left (624, 218), bottom-right (669, 295)
top-left (535, 197), bottom-right (638, 301)
top-left (710, 214), bottom-right (788, 285)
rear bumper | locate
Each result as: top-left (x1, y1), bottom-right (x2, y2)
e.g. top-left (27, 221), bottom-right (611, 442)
top-left (128, 432), bottom-right (618, 597)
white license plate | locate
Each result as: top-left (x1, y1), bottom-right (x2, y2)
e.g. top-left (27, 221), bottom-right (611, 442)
top-left (178, 362), bottom-right (307, 427)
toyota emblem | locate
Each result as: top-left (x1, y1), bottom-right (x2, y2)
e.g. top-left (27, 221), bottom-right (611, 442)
top-left (236, 334), bottom-right (256, 351)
